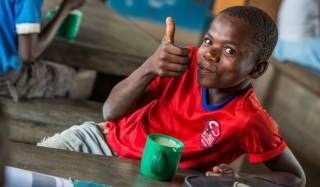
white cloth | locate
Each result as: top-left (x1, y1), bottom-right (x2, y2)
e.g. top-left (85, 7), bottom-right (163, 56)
top-left (37, 121), bottom-right (113, 156)
top-left (273, 36), bottom-right (320, 71)
top-left (4, 166), bottom-right (73, 187)
top-left (277, 0), bottom-right (320, 41)
top-left (273, 0), bottom-right (320, 71)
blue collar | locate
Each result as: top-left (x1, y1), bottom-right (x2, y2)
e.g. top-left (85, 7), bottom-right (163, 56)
top-left (202, 83), bottom-right (251, 111)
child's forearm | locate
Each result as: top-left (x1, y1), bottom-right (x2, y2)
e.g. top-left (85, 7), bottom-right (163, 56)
top-left (21, 0), bottom-right (86, 60)
top-left (103, 17), bottom-right (189, 121)
top-left (238, 171), bottom-right (305, 187)
top-left (102, 60), bottom-right (157, 121)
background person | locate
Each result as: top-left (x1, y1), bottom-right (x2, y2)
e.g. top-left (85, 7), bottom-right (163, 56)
top-left (273, 0), bottom-right (320, 72)
top-left (0, 0), bottom-right (86, 101)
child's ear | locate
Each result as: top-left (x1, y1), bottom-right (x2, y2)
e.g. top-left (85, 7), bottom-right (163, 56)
top-left (249, 60), bottom-right (269, 79)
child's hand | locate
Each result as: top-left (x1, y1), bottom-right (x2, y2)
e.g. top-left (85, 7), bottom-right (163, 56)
top-left (206, 163), bottom-right (236, 177)
top-left (60, 0), bottom-right (86, 12)
top-left (147, 17), bottom-right (190, 78)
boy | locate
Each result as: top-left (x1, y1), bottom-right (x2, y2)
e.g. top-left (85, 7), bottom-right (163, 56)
top-left (0, 0), bottom-right (86, 101)
top-left (38, 6), bottom-right (306, 186)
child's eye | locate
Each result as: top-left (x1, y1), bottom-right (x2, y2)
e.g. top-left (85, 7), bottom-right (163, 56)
top-left (204, 38), bottom-right (212, 45)
top-left (225, 47), bottom-right (236, 55)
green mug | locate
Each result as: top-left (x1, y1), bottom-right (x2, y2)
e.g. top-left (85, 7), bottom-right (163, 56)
top-left (46, 7), bottom-right (83, 39)
top-left (140, 134), bottom-right (184, 181)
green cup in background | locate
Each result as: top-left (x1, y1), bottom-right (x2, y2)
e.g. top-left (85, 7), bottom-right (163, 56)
top-left (61, 10), bottom-right (83, 39)
top-left (45, 7), bottom-right (62, 36)
top-left (140, 134), bottom-right (184, 181)
top-left (46, 7), bottom-right (83, 40)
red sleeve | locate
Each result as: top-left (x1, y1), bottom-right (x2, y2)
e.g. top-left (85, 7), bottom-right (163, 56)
top-left (148, 76), bottom-right (171, 98)
top-left (240, 109), bottom-right (287, 163)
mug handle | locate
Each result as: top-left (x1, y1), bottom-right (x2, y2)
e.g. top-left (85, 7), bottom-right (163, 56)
top-left (151, 150), bottom-right (164, 175)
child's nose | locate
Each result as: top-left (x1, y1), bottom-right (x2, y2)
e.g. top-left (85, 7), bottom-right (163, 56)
top-left (203, 47), bottom-right (220, 63)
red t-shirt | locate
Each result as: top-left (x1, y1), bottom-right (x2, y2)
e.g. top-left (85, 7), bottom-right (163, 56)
top-left (106, 46), bottom-right (286, 172)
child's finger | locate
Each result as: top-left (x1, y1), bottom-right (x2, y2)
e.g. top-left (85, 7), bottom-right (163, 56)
top-left (165, 17), bottom-right (175, 44)
top-left (212, 166), bottom-right (221, 173)
top-left (218, 163), bottom-right (233, 173)
top-left (212, 164), bottom-right (233, 174)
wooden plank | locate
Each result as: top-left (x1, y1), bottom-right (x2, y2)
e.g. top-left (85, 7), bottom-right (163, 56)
top-left (6, 118), bottom-right (70, 144)
top-left (0, 97), bottom-right (103, 126)
top-left (0, 97), bottom-right (104, 144)
top-left (267, 75), bottom-right (320, 169)
top-left (41, 39), bottom-right (146, 76)
top-left (270, 57), bottom-right (320, 96)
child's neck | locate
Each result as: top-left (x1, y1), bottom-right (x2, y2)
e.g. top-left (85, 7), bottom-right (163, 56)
top-left (206, 81), bottom-right (251, 106)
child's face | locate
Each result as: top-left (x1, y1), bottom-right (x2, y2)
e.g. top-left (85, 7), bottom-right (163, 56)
top-left (197, 13), bottom-right (257, 89)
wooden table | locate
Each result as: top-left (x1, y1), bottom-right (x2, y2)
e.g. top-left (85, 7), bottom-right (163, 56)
top-left (6, 142), bottom-right (203, 187)
top-left (0, 97), bottom-right (104, 144)
top-left (40, 0), bottom-right (159, 77)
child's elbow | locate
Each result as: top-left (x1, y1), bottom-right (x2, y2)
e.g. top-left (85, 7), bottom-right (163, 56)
top-left (103, 104), bottom-right (126, 122)
top-left (288, 163), bottom-right (306, 187)
top-left (103, 109), bottom-right (112, 121)
top-left (102, 104), bottom-right (115, 121)
top-left (297, 171), bottom-right (306, 187)
top-left (293, 160), bottom-right (306, 187)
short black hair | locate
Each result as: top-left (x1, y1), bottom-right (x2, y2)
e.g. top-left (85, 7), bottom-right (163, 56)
top-left (219, 6), bottom-right (278, 60)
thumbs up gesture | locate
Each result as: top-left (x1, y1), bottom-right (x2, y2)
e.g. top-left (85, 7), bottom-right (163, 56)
top-left (146, 17), bottom-right (191, 78)
top-left (165, 17), bottom-right (175, 44)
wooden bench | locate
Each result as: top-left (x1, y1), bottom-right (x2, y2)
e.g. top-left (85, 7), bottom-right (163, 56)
top-left (0, 97), bottom-right (104, 145)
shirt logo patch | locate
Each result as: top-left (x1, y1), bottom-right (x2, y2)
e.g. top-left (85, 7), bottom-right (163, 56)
top-left (200, 120), bottom-right (221, 148)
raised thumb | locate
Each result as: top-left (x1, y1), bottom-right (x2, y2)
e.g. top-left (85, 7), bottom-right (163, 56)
top-left (165, 17), bottom-right (175, 44)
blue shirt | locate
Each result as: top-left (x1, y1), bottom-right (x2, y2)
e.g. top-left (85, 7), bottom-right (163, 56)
top-left (0, 0), bottom-right (43, 74)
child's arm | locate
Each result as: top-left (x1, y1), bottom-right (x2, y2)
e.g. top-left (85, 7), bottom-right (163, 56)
top-left (18, 0), bottom-right (86, 62)
top-left (261, 147), bottom-right (306, 186)
top-left (102, 17), bottom-right (190, 121)
top-left (207, 147), bottom-right (306, 187)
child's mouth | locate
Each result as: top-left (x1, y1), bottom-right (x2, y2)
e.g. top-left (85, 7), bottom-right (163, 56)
top-left (197, 62), bottom-right (214, 73)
